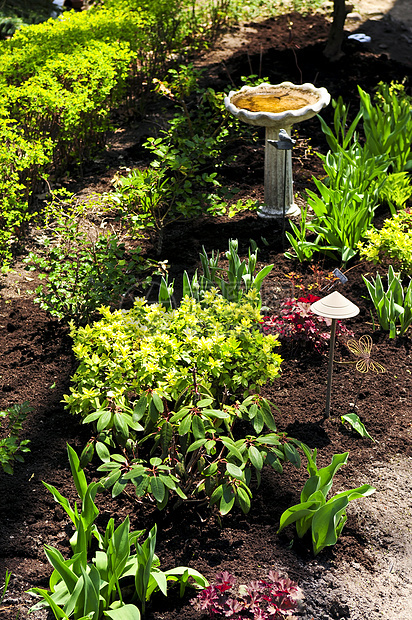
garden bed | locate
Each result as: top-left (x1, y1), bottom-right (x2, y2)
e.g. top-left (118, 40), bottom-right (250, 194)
top-left (0, 7), bottom-right (412, 620)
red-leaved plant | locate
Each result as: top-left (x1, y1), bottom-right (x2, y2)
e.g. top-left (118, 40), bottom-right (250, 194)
top-left (261, 294), bottom-right (353, 352)
top-left (192, 570), bottom-right (304, 619)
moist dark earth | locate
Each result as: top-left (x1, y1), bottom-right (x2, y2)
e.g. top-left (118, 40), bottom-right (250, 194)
top-left (1, 9), bottom-right (412, 620)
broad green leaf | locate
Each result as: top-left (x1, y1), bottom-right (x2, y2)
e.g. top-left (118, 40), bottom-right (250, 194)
top-left (248, 445), bottom-right (263, 471)
top-left (150, 477), bottom-right (165, 503)
top-left (133, 395), bottom-right (147, 420)
top-left (311, 495), bottom-right (349, 555)
top-left (151, 392), bottom-right (164, 413)
top-left (95, 441), bottom-right (111, 463)
top-left (225, 462), bottom-right (243, 479)
top-left (219, 484), bottom-right (235, 515)
top-left (236, 486), bottom-right (251, 514)
top-left (104, 604), bottom-right (141, 620)
top-left (192, 415), bottom-right (205, 440)
top-left (278, 496), bottom-right (324, 534)
top-left (341, 413), bottom-right (375, 441)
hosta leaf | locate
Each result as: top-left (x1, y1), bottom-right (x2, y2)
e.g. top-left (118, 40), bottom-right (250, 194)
top-left (104, 604), bottom-right (141, 620)
top-left (341, 413), bottom-right (375, 441)
top-left (311, 495), bottom-right (349, 556)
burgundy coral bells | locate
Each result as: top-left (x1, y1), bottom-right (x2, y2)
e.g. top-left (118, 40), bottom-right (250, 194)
top-left (262, 295), bottom-right (353, 352)
top-left (192, 571), bottom-right (304, 619)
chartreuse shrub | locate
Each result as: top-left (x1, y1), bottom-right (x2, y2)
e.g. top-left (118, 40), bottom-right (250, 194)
top-left (64, 291), bottom-right (303, 514)
top-left (28, 445), bottom-right (207, 620)
top-left (0, 118), bottom-right (51, 267)
top-left (278, 446), bottom-right (375, 556)
top-left (359, 209), bottom-right (412, 275)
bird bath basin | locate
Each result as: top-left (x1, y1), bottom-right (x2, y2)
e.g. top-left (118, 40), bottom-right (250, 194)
top-left (224, 82), bottom-right (330, 219)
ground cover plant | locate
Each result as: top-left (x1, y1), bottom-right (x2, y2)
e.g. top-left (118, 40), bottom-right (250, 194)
top-left (0, 3), bottom-right (412, 620)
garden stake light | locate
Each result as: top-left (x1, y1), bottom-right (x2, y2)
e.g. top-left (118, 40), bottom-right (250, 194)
top-left (310, 291), bottom-right (359, 419)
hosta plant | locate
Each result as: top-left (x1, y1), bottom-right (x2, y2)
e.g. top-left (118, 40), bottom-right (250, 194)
top-left (278, 446), bottom-right (375, 556)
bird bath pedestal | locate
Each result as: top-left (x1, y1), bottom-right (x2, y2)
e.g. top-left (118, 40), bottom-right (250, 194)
top-left (224, 82), bottom-right (330, 219)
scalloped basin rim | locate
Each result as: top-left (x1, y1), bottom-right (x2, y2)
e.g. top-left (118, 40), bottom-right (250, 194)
top-left (224, 82), bottom-right (331, 128)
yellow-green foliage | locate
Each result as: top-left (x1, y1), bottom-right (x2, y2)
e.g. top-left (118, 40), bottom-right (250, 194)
top-left (0, 4), bottom-right (192, 264)
top-left (358, 209), bottom-right (412, 274)
top-left (0, 119), bottom-right (52, 265)
top-left (65, 290), bottom-right (282, 419)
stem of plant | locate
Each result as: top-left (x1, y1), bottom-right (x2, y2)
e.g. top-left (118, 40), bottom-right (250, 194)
top-left (325, 318), bottom-right (337, 419)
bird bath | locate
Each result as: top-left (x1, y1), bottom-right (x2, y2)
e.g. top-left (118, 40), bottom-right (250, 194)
top-left (224, 82), bottom-right (330, 219)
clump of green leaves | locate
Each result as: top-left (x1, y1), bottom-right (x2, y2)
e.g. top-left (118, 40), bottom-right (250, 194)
top-left (278, 446), bottom-right (375, 556)
top-left (25, 198), bottom-right (155, 325)
top-left (28, 444), bottom-right (207, 620)
top-left (109, 65), bottom-right (259, 252)
top-left (363, 265), bottom-right (412, 338)
top-left (159, 239), bottom-right (273, 309)
top-left (0, 401), bottom-right (32, 474)
top-left (359, 209), bottom-right (412, 275)
top-left (91, 390), bottom-right (302, 515)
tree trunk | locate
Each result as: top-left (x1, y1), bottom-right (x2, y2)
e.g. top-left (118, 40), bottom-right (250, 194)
top-left (323, 0), bottom-right (353, 61)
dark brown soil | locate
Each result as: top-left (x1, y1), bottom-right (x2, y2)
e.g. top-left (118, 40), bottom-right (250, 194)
top-left (1, 8), bottom-right (412, 620)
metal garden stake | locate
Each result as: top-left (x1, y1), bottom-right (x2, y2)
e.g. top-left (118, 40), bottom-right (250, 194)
top-left (310, 291), bottom-right (359, 419)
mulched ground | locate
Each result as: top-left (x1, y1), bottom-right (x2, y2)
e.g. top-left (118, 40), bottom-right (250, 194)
top-left (0, 10), bottom-right (411, 620)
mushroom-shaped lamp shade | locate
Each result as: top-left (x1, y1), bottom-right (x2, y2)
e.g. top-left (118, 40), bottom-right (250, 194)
top-left (310, 291), bottom-right (359, 320)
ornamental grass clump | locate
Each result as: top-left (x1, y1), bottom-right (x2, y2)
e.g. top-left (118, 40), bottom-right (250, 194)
top-left (192, 570), bottom-right (304, 619)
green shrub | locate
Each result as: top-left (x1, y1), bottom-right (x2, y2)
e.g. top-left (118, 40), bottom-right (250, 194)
top-left (64, 291), bottom-right (290, 514)
top-left (65, 290), bottom-right (282, 418)
top-left (25, 199), bottom-right (155, 326)
top-left (0, 402), bottom-right (32, 474)
top-left (359, 209), bottom-right (412, 274)
top-left (0, 119), bottom-right (51, 268)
